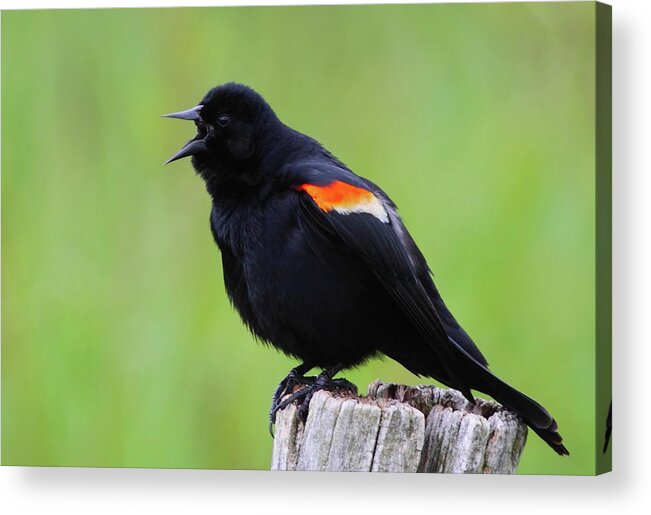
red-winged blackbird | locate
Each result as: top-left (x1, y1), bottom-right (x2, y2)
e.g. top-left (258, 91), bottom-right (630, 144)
top-left (164, 82), bottom-right (568, 456)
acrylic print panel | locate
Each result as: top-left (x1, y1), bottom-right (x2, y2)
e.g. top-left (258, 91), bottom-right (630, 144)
top-left (1, 1), bottom-right (611, 475)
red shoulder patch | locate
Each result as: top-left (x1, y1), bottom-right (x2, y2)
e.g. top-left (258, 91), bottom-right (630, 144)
top-left (296, 180), bottom-right (389, 223)
top-left (296, 181), bottom-right (374, 211)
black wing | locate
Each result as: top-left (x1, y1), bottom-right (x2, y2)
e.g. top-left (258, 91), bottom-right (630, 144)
top-left (297, 190), bottom-right (474, 401)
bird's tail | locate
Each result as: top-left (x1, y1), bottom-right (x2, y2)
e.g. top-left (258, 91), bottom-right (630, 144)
top-left (475, 368), bottom-right (568, 455)
top-left (453, 347), bottom-right (569, 456)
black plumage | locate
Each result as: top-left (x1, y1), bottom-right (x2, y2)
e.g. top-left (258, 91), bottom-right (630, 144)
top-left (164, 82), bottom-right (568, 455)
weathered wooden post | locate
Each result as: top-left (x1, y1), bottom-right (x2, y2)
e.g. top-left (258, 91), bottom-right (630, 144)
top-left (271, 380), bottom-right (527, 473)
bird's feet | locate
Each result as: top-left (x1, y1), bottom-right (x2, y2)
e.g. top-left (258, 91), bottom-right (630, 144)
top-left (290, 377), bottom-right (357, 422)
top-left (269, 364), bottom-right (315, 435)
top-left (269, 364), bottom-right (357, 435)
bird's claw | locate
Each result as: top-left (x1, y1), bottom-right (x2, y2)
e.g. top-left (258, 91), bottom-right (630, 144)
top-left (269, 375), bottom-right (357, 432)
top-left (269, 369), bottom-right (315, 435)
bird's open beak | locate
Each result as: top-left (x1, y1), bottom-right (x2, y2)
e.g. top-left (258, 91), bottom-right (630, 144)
top-left (162, 105), bottom-right (203, 121)
top-left (162, 105), bottom-right (207, 164)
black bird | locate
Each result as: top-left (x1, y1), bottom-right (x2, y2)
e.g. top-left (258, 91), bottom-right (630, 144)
top-left (163, 82), bottom-right (568, 456)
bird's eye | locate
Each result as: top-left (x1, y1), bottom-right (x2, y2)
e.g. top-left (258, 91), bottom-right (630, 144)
top-left (217, 114), bottom-right (231, 127)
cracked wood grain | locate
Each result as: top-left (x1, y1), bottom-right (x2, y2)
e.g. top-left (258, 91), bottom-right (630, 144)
top-left (271, 381), bottom-right (527, 474)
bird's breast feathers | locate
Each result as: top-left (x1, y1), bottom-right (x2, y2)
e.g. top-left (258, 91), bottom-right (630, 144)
top-left (296, 180), bottom-right (389, 223)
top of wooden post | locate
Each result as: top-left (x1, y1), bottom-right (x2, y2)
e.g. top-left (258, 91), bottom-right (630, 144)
top-left (272, 380), bottom-right (527, 473)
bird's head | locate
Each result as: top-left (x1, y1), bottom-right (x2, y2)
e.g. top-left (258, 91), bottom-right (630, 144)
top-left (163, 83), bottom-right (279, 174)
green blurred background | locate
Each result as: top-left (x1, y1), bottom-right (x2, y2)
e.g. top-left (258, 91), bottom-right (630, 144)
top-left (2, 2), bottom-right (597, 474)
